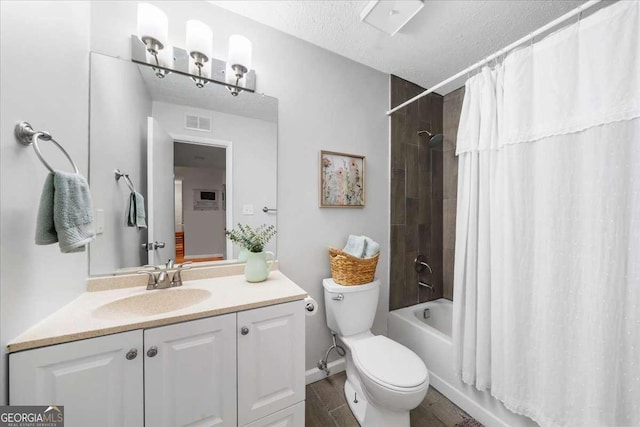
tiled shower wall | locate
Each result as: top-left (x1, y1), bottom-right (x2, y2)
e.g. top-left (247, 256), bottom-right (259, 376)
top-left (389, 75), bottom-right (443, 310)
top-left (389, 76), bottom-right (465, 310)
top-left (442, 86), bottom-right (465, 300)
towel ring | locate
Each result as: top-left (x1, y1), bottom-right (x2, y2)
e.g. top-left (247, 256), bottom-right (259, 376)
top-left (15, 122), bottom-right (79, 174)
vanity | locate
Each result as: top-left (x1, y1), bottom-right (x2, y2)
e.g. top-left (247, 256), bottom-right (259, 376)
top-left (8, 266), bottom-right (307, 427)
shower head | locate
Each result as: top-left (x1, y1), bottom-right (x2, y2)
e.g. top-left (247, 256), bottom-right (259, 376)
top-left (417, 130), bottom-right (445, 151)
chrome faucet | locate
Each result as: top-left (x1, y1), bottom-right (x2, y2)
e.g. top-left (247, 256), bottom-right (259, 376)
top-left (170, 261), bottom-right (192, 287)
top-left (154, 259), bottom-right (174, 289)
top-left (137, 260), bottom-right (191, 290)
top-left (138, 268), bottom-right (159, 290)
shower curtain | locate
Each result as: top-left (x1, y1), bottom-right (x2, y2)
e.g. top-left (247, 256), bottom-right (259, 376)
top-left (452, 2), bottom-right (640, 426)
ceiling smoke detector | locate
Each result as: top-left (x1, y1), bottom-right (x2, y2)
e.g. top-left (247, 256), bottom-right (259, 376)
top-left (360, 0), bottom-right (424, 36)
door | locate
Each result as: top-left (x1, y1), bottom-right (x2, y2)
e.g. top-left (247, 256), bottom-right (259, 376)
top-left (147, 117), bottom-right (175, 265)
top-left (9, 331), bottom-right (143, 427)
top-left (237, 300), bottom-right (305, 426)
top-left (144, 314), bottom-right (237, 427)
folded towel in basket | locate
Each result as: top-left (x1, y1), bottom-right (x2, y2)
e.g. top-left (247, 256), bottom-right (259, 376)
top-left (342, 235), bottom-right (366, 258)
top-left (36, 171), bottom-right (95, 253)
top-left (363, 236), bottom-right (380, 258)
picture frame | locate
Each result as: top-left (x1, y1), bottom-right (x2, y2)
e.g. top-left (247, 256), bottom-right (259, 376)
top-left (319, 150), bottom-right (365, 208)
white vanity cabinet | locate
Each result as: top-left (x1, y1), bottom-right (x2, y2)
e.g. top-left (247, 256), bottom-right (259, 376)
top-left (237, 302), bottom-right (305, 426)
top-left (10, 300), bottom-right (305, 427)
top-left (9, 330), bottom-right (144, 427)
top-left (144, 313), bottom-right (238, 427)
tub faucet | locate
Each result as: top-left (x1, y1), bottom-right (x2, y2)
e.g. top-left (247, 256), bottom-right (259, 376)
top-left (418, 281), bottom-right (433, 291)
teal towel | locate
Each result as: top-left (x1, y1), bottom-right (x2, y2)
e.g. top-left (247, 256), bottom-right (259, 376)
top-left (127, 192), bottom-right (147, 230)
top-left (342, 235), bottom-right (366, 258)
top-left (363, 236), bottom-right (380, 258)
top-left (36, 171), bottom-right (95, 253)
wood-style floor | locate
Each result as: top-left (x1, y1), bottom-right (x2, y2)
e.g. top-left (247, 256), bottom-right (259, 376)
top-left (306, 371), bottom-right (482, 427)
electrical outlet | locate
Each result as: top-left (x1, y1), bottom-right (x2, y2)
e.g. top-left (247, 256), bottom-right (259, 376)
top-left (242, 204), bottom-right (254, 215)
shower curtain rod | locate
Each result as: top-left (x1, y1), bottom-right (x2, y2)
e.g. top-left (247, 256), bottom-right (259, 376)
top-left (386, 0), bottom-right (602, 116)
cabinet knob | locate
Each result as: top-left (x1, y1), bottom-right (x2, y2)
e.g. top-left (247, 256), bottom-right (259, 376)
top-left (240, 326), bottom-right (249, 335)
top-left (125, 348), bottom-right (138, 360)
top-left (147, 346), bottom-right (158, 357)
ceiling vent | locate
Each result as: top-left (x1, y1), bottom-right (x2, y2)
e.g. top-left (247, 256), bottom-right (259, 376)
top-left (360, 0), bottom-right (424, 36)
top-left (185, 114), bottom-right (212, 132)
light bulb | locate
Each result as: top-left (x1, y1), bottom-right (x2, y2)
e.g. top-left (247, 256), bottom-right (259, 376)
top-left (227, 35), bottom-right (252, 77)
top-left (137, 3), bottom-right (168, 53)
top-left (186, 20), bottom-right (213, 63)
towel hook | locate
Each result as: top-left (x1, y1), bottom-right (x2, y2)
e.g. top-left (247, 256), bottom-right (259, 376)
top-left (15, 122), bottom-right (79, 174)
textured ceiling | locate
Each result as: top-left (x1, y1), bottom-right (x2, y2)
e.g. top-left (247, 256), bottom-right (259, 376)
top-left (210, 0), bottom-right (587, 94)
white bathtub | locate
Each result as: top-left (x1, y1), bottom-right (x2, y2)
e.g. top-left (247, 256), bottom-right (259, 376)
top-left (388, 299), bottom-right (538, 427)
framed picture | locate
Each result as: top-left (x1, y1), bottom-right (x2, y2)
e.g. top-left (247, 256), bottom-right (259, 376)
top-left (319, 150), bottom-right (365, 208)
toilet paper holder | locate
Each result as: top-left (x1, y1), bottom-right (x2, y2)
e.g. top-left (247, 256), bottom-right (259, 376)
top-left (304, 296), bottom-right (319, 317)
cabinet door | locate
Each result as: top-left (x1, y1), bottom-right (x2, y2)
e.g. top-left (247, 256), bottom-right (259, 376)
top-left (9, 330), bottom-right (143, 427)
top-left (144, 314), bottom-right (237, 427)
top-left (243, 402), bottom-right (305, 427)
top-left (237, 300), bottom-right (305, 426)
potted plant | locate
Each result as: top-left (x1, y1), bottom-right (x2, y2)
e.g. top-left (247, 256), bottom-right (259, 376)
top-left (225, 224), bottom-right (276, 282)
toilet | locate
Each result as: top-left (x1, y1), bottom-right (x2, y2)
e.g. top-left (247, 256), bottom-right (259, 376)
top-left (323, 278), bottom-right (429, 426)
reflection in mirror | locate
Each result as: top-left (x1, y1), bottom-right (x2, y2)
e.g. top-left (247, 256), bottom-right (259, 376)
top-left (89, 52), bottom-right (277, 276)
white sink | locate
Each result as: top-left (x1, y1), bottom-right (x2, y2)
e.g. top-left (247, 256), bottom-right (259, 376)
top-left (92, 288), bottom-right (211, 320)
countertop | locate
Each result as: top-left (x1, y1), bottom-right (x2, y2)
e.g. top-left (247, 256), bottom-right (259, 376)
top-left (7, 271), bottom-right (307, 353)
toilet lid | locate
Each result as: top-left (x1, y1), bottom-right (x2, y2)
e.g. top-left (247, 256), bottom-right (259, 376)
top-left (351, 335), bottom-right (428, 388)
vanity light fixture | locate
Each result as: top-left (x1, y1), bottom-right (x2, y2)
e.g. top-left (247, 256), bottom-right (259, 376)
top-left (151, 44), bottom-right (174, 78)
top-left (132, 3), bottom-right (257, 95)
top-left (186, 20), bottom-right (213, 88)
top-left (137, 3), bottom-right (173, 78)
top-left (226, 35), bottom-right (253, 96)
top-left (137, 3), bottom-right (169, 63)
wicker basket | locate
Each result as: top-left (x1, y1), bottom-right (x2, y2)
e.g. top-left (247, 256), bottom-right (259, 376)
top-left (328, 247), bottom-right (379, 286)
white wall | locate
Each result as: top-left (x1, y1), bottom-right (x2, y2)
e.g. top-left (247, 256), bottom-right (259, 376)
top-left (152, 101), bottom-right (278, 258)
top-left (89, 53), bottom-right (152, 276)
top-left (0, 1), bottom-right (91, 404)
top-left (174, 166), bottom-right (226, 257)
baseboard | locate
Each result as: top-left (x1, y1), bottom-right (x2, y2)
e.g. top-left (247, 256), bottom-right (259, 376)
top-left (305, 358), bottom-right (345, 385)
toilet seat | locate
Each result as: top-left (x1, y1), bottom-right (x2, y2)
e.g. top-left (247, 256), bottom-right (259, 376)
top-left (350, 335), bottom-right (428, 392)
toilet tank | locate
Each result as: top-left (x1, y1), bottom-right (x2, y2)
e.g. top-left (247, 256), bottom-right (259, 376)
top-left (323, 278), bottom-right (380, 337)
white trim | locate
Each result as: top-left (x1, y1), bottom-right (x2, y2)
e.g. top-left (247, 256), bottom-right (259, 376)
top-left (305, 358), bottom-right (345, 385)
top-left (146, 117), bottom-right (155, 265)
top-left (386, 0), bottom-right (602, 115)
top-left (170, 133), bottom-right (234, 260)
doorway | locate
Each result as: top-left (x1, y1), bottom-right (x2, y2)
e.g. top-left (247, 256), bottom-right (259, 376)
top-left (173, 140), bottom-right (231, 263)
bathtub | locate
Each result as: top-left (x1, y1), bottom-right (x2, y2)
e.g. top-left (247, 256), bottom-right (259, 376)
top-left (388, 299), bottom-right (538, 427)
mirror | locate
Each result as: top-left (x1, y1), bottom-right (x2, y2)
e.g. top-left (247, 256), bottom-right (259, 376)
top-left (89, 52), bottom-right (277, 276)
